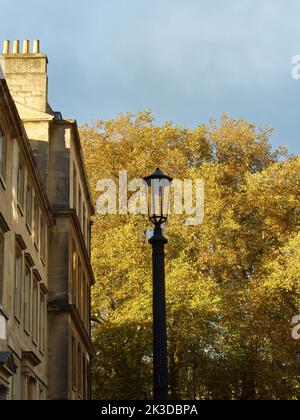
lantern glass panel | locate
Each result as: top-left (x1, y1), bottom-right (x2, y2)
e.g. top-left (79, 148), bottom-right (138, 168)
top-left (143, 168), bottom-right (173, 226)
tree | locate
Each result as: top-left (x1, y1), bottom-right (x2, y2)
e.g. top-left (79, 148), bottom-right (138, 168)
top-left (81, 111), bottom-right (300, 400)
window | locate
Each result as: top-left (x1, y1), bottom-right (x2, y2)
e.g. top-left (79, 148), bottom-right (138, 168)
top-left (24, 264), bottom-right (31, 334)
top-left (83, 206), bottom-right (86, 242)
top-left (83, 356), bottom-right (87, 400)
top-left (14, 248), bottom-right (22, 321)
top-left (86, 282), bottom-right (90, 330)
top-left (87, 222), bottom-right (91, 256)
top-left (73, 166), bottom-right (77, 211)
top-left (78, 347), bottom-right (82, 396)
top-left (39, 289), bottom-right (46, 354)
top-left (26, 183), bottom-right (33, 231)
top-left (80, 271), bottom-right (84, 318)
top-left (0, 126), bottom-right (7, 182)
top-left (40, 219), bottom-right (46, 262)
top-left (32, 277), bottom-right (38, 344)
top-left (72, 336), bottom-right (77, 390)
top-left (0, 232), bottom-right (4, 304)
top-left (34, 198), bottom-right (39, 249)
top-left (87, 360), bottom-right (90, 400)
top-left (82, 276), bottom-right (86, 325)
top-left (78, 188), bottom-right (82, 226)
top-left (17, 159), bottom-right (25, 209)
top-left (72, 242), bottom-right (77, 305)
top-left (77, 261), bottom-right (82, 310)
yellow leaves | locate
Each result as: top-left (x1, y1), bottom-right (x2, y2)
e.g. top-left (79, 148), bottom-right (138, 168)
top-left (167, 258), bottom-right (217, 313)
top-left (82, 111), bottom-right (300, 399)
top-left (257, 233), bottom-right (300, 295)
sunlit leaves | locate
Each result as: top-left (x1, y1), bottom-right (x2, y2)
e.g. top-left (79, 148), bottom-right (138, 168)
top-left (82, 112), bottom-right (300, 400)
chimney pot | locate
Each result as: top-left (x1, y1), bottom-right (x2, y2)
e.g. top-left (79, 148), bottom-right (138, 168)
top-left (2, 40), bottom-right (10, 54)
top-left (32, 40), bottom-right (40, 54)
top-left (22, 40), bottom-right (30, 54)
top-left (13, 40), bottom-right (20, 54)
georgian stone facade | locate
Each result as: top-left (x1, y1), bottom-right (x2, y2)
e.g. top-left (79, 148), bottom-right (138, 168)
top-left (0, 40), bottom-right (95, 400)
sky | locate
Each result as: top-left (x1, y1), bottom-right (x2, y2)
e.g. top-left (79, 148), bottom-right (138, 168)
top-left (1, 0), bottom-right (300, 154)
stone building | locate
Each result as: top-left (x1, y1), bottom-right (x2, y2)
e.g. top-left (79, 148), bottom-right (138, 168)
top-left (0, 40), bottom-right (95, 400)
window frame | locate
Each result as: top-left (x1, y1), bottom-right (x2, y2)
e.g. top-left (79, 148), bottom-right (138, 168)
top-left (73, 165), bottom-right (77, 212)
top-left (33, 197), bottom-right (40, 250)
top-left (82, 275), bottom-right (86, 326)
top-left (26, 181), bottom-right (33, 232)
top-left (77, 260), bottom-right (82, 311)
top-left (39, 287), bottom-right (47, 355)
top-left (83, 356), bottom-right (87, 400)
top-left (78, 346), bottom-right (82, 397)
top-left (0, 231), bottom-right (4, 305)
top-left (32, 275), bottom-right (39, 346)
top-left (40, 218), bottom-right (46, 264)
top-left (86, 282), bottom-right (90, 330)
top-left (83, 205), bottom-right (86, 242)
top-left (78, 188), bottom-right (82, 227)
top-left (72, 336), bottom-right (77, 391)
top-left (71, 241), bottom-right (77, 305)
top-left (0, 124), bottom-right (7, 185)
top-left (0, 214), bottom-right (9, 306)
top-left (23, 262), bottom-right (31, 335)
top-left (14, 247), bottom-right (23, 322)
top-left (17, 157), bottom-right (25, 212)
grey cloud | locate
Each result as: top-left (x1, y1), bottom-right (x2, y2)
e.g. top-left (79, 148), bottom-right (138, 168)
top-left (0, 0), bottom-right (300, 153)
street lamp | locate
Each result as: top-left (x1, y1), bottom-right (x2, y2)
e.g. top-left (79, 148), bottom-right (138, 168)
top-left (143, 168), bottom-right (173, 401)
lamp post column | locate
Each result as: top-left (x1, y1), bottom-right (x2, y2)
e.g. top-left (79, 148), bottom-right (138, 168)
top-left (149, 225), bottom-right (168, 401)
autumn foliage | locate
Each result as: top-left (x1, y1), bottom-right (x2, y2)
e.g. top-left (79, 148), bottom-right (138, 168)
top-left (81, 112), bottom-right (300, 400)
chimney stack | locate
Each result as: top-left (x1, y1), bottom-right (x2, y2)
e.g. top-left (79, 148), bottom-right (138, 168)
top-left (2, 39), bottom-right (42, 55)
top-left (2, 39), bottom-right (48, 112)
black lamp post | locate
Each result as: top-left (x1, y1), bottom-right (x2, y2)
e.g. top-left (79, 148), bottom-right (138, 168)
top-left (144, 168), bottom-right (173, 401)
